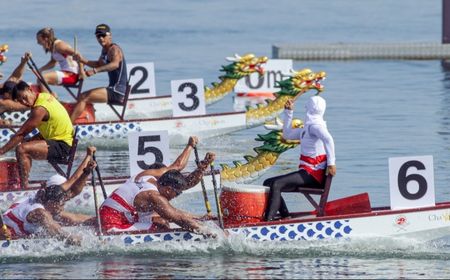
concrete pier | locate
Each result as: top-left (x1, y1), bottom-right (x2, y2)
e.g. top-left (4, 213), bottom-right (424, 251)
top-left (272, 42), bottom-right (450, 60)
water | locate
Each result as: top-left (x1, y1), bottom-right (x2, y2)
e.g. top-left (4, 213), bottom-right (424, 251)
top-left (1, 0), bottom-right (450, 278)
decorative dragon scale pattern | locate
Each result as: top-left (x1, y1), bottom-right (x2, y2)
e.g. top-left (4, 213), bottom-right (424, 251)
top-left (0, 219), bottom-right (352, 249)
top-left (220, 117), bottom-right (301, 184)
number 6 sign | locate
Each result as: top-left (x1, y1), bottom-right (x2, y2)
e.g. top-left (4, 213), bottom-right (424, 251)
top-left (388, 155), bottom-right (435, 210)
top-left (128, 130), bottom-right (170, 176)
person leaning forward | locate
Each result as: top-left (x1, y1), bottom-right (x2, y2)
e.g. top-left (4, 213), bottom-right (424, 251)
top-left (0, 80), bottom-right (74, 187)
top-left (71, 23), bottom-right (127, 123)
top-left (0, 147), bottom-right (97, 245)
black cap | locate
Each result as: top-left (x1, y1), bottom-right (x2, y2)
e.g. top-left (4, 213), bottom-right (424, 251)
top-left (0, 81), bottom-right (16, 97)
top-left (95, 24), bottom-right (111, 36)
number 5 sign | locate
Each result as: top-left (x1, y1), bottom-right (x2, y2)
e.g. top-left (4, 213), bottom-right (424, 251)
top-left (388, 155), bottom-right (435, 210)
top-left (128, 130), bottom-right (170, 176)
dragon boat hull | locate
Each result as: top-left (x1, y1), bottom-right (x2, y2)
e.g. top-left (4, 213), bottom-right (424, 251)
top-left (2, 201), bottom-right (450, 250)
top-left (0, 111), bottom-right (248, 146)
top-left (0, 173), bottom-right (220, 212)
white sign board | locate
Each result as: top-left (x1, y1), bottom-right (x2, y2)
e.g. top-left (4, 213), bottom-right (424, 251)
top-left (388, 155), bottom-right (435, 210)
top-left (234, 59), bottom-right (293, 93)
top-left (171, 78), bottom-right (206, 117)
top-left (127, 62), bottom-right (156, 98)
top-left (128, 130), bottom-right (170, 176)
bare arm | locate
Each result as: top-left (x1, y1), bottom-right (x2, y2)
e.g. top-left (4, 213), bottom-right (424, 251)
top-left (183, 152), bottom-right (215, 191)
top-left (39, 59), bottom-right (57, 72)
top-left (0, 107), bottom-right (46, 155)
top-left (148, 192), bottom-right (204, 233)
top-left (27, 208), bottom-right (80, 245)
top-left (55, 211), bottom-right (93, 226)
top-left (61, 147), bottom-right (97, 197)
top-left (7, 52), bottom-right (31, 82)
top-left (93, 45), bottom-right (122, 73)
top-left (136, 136), bottom-right (198, 179)
top-left (54, 40), bottom-right (75, 56)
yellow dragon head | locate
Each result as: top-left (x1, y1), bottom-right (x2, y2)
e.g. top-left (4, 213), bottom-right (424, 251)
top-left (276, 68), bottom-right (326, 97)
top-left (220, 53), bottom-right (268, 79)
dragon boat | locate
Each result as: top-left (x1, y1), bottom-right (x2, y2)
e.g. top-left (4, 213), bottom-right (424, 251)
top-left (0, 119), bottom-right (301, 211)
top-left (2, 180), bottom-right (450, 250)
top-left (2, 54), bottom-right (268, 124)
top-left (0, 68), bottom-right (325, 146)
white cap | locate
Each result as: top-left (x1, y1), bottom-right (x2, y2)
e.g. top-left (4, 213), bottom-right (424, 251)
top-left (46, 174), bottom-right (67, 187)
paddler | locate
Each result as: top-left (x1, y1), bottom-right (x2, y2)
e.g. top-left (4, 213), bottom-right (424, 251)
top-left (99, 151), bottom-right (216, 235)
top-left (0, 147), bottom-right (97, 245)
top-left (0, 80), bottom-right (74, 187)
top-left (263, 95), bottom-right (336, 221)
top-left (70, 23), bottom-right (127, 123)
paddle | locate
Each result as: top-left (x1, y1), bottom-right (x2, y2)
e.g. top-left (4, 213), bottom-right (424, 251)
top-left (210, 162), bottom-right (224, 229)
top-left (26, 57), bottom-right (53, 94)
top-left (193, 146), bottom-right (212, 214)
top-left (91, 160), bottom-right (103, 236)
top-left (92, 154), bottom-right (107, 199)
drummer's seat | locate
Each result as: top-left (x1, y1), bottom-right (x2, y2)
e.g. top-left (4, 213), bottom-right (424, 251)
top-left (63, 78), bottom-right (84, 100)
top-left (297, 174), bottom-right (333, 217)
top-left (48, 126), bottom-right (79, 178)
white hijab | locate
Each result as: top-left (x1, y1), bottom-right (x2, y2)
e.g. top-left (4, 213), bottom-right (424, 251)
top-left (304, 95), bottom-right (327, 127)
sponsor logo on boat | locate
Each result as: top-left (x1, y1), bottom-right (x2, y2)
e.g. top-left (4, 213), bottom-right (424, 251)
top-left (428, 212), bottom-right (450, 222)
top-left (393, 215), bottom-right (409, 231)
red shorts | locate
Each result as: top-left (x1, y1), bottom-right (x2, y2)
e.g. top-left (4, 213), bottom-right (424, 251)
top-left (99, 205), bottom-right (156, 233)
top-left (56, 71), bottom-right (78, 85)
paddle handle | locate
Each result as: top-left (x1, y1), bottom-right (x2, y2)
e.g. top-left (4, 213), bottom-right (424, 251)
top-left (92, 154), bottom-right (107, 199)
top-left (91, 168), bottom-right (103, 236)
top-left (210, 162), bottom-right (224, 229)
top-left (193, 146), bottom-right (212, 214)
top-left (27, 58), bottom-right (53, 94)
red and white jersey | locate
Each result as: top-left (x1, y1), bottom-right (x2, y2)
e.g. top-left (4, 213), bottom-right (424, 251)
top-left (2, 197), bottom-right (44, 238)
top-left (100, 175), bottom-right (158, 231)
top-left (282, 99), bottom-right (335, 184)
top-left (52, 40), bottom-right (78, 74)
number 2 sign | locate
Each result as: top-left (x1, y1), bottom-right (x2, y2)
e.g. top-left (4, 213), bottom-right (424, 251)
top-left (388, 155), bottom-right (435, 210)
top-left (128, 130), bottom-right (170, 176)
top-left (127, 62), bottom-right (157, 98)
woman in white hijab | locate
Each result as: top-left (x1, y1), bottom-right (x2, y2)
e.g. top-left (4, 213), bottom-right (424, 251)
top-left (263, 95), bottom-right (336, 221)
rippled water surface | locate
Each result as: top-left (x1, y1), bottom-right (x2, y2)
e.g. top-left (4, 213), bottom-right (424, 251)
top-left (1, 0), bottom-right (450, 278)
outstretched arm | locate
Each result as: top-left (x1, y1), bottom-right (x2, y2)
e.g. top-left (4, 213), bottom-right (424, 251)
top-left (7, 52), bottom-right (31, 82)
top-left (136, 136), bottom-right (198, 179)
top-left (27, 208), bottom-right (81, 245)
top-left (148, 192), bottom-right (206, 234)
top-left (183, 152), bottom-right (215, 191)
top-left (61, 146), bottom-right (97, 198)
top-left (0, 107), bottom-right (46, 155)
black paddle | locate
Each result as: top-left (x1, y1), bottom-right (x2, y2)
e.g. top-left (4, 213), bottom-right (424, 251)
top-left (194, 146), bottom-right (212, 214)
top-left (27, 57), bottom-right (53, 94)
top-left (91, 162), bottom-right (103, 236)
top-left (92, 154), bottom-right (107, 200)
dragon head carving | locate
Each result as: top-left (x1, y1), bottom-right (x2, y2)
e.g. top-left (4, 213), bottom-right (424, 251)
top-left (276, 68), bottom-right (326, 97)
top-left (220, 53), bottom-right (268, 80)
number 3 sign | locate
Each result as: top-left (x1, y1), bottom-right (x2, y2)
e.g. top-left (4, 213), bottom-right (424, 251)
top-left (128, 130), bottom-right (170, 176)
top-left (388, 155), bottom-right (435, 210)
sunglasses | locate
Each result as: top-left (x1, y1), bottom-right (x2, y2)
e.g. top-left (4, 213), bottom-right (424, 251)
top-left (96, 33), bottom-right (108, 39)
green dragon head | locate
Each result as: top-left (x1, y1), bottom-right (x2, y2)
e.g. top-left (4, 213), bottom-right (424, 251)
top-left (255, 117), bottom-right (301, 154)
top-left (276, 68), bottom-right (326, 97)
top-left (219, 53), bottom-right (268, 80)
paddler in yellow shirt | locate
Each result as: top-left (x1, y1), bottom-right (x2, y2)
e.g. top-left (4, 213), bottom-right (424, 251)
top-left (0, 80), bottom-right (74, 187)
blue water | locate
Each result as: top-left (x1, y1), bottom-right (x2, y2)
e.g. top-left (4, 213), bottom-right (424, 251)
top-left (1, 0), bottom-right (450, 278)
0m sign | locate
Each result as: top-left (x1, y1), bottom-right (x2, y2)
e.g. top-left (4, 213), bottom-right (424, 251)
top-left (388, 155), bottom-right (435, 210)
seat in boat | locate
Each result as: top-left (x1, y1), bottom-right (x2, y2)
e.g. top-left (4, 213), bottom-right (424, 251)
top-left (296, 174), bottom-right (333, 217)
top-left (48, 126), bottom-right (79, 178)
